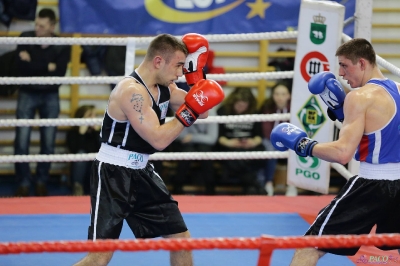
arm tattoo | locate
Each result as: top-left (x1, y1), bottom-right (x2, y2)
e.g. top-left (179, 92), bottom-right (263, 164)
top-left (130, 93), bottom-right (144, 123)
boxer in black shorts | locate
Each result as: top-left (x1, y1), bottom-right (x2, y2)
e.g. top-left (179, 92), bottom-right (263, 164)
top-left (73, 33), bottom-right (225, 266)
top-left (305, 176), bottom-right (400, 256)
top-left (270, 38), bottom-right (400, 266)
top-left (89, 159), bottom-right (187, 240)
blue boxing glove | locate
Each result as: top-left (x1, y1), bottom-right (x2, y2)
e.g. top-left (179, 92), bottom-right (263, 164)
top-left (308, 71), bottom-right (346, 122)
top-left (271, 123), bottom-right (318, 157)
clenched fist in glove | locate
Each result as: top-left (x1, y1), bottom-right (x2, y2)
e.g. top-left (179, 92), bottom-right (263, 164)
top-left (270, 123), bottom-right (318, 157)
top-left (176, 79), bottom-right (224, 127)
top-left (308, 71), bottom-right (346, 122)
top-left (182, 33), bottom-right (209, 86)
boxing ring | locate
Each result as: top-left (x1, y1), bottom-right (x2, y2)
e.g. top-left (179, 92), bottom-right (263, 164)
top-left (1, 30), bottom-right (400, 265)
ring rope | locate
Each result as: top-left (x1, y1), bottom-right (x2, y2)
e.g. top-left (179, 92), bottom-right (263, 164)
top-left (0, 151), bottom-right (289, 163)
top-left (0, 31), bottom-right (298, 46)
top-left (0, 71), bottom-right (295, 85)
top-left (0, 234), bottom-right (399, 254)
top-left (0, 152), bottom-right (351, 180)
top-left (0, 114), bottom-right (291, 127)
top-left (0, 32), bottom-right (398, 76)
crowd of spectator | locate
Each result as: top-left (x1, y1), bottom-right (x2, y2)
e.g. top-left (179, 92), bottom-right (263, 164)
top-left (7, 83), bottom-right (291, 197)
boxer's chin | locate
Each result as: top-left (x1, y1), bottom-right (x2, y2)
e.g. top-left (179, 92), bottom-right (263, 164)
top-left (339, 78), bottom-right (357, 91)
top-left (347, 82), bottom-right (360, 91)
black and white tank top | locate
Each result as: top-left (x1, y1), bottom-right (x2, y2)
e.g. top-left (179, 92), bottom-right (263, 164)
top-left (99, 71), bottom-right (170, 154)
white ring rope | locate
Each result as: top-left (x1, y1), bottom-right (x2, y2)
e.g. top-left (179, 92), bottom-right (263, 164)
top-left (0, 31), bottom-right (298, 46)
top-left (0, 152), bottom-right (352, 181)
top-left (0, 151), bottom-right (290, 163)
top-left (0, 114), bottom-right (291, 127)
top-left (0, 71), bottom-right (295, 85)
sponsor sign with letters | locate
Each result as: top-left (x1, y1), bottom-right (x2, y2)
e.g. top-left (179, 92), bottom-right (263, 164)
top-left (288, 0), bottom-right (344, 194)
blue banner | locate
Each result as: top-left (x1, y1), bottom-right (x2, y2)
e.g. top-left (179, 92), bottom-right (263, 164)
top-left (59, 0), bottom-right (354, 36)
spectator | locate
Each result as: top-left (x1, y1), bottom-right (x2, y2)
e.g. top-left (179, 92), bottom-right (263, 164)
top-left (216, 87), bottom-right (265, 194)
top-left (259, 80), bottom-right (291, 196)
top-left (171, 108), bottom-right (218, 195)
top-left (81, 45), bottom-right (126, 90)
top-left (14, 8), bottom-right (71, 197)
top-left (104, 46), bottom-right (126, 90)
top-left (66, 105), bottom-right (100, 196)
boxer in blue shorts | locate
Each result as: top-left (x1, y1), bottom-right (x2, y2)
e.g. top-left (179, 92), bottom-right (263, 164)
top-left (73, 33), bottom-right (225, 266)
top-left (270, 38), bottom-right (400, 266)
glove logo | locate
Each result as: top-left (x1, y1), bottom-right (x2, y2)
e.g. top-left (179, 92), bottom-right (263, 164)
top-left (192, 90), bottom-right (208, 106)
top-left (275, 124), bottom-right (299, 148)
top-left (275, 142), bottom-right (285, 148)
top-left (282, 124), bottom-right (299, 135)
top-left (320, 80), bottom-right (345, 109)
top-left (320, 87), bottom-right (340, 108)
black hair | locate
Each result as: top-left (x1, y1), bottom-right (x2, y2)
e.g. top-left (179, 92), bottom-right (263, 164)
top-left (38, 8), bottom-right (56, 25)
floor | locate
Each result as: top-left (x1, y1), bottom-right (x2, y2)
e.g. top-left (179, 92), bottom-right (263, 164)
top-left (0, 196), bottom-right (396, 266)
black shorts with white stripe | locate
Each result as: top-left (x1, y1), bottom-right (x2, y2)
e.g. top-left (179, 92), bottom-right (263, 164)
top-left (306, 175), bottom-right (400, 256)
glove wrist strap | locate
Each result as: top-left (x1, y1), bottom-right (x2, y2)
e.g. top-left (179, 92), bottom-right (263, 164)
top-left (296, 138), bottom-right (318, 157)
top-left (175, 104), bottom-right (198, 127)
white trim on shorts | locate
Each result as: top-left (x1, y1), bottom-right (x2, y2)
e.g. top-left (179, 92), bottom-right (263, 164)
top-left (318, 176), bottom-right (360, 236)
top-left (93, 161), bottom-right (102, 241)
top-left (359, 162), bottom-right (400, 180)
top-left (96, 143), bottom-right (149, 169)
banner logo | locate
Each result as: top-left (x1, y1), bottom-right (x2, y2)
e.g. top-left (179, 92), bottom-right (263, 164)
top-left (296, 156), bottom-right (320, 170)
top-left (300, 51), bottom-right (330, 82)
top-left (295, 148), bottom-right (321, 181)
top-left (297, 96), bottom-right (326, 137)
top-left (295, 157), bottom-right (321, 180)
top-left (145, 0), bottom-right (245, 23)
top-left (310, 13), bottom-right (326, 45)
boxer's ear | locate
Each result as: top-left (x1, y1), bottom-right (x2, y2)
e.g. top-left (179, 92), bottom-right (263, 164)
top-left (359, 58), bottom-right (365, 70)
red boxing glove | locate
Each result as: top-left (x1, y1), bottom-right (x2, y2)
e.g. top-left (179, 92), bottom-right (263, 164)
top-left (182, 33), bottom-right (209, 86)
top-left (176, 79), bottom-right (225, 127)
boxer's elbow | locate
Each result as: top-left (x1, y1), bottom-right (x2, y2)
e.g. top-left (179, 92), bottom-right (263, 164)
top-left (143, 134), bottom-right (166, 151)
top-left (336, 148), bottom-right (354, 165)
top-left (151, 140), bottom-right (169, 151)
top-left (337, 154), bottom-right (353, 165)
